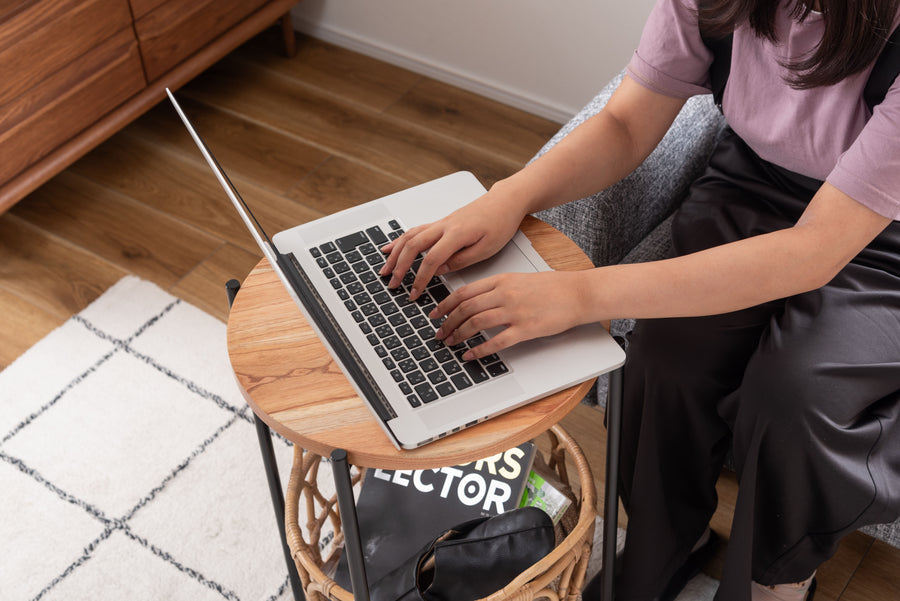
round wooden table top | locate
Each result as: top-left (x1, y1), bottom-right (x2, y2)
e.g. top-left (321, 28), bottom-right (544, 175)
top-left (226, 215), bottom-right (595, 469)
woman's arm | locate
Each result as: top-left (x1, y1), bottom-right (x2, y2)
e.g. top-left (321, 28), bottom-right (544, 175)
top-left (380, 76), bottom-right (688, 299)
top-left (434, 183), bottom-right (893, 359)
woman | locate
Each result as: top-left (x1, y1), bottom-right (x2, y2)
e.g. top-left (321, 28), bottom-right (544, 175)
top-left (380, 1), bottom-right (900, 600)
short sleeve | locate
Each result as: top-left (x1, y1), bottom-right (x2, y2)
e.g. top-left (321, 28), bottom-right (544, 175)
top-left (827, 77), bottom-right (900, 220)
top-left (626, 0), bottom-right (714, 98)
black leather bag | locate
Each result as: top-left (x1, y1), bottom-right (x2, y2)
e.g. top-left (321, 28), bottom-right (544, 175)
top-left (368, 506), bottom-right (555, 601)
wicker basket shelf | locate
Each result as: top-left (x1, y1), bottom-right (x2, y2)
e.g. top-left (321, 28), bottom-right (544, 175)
top-left (285, 424), bottom-right (597, 601)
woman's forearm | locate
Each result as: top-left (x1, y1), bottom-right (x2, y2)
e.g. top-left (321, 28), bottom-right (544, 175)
top-left (490, 76), bottom-right (688, 216)
top-left (574, 184), bottom-right (892, 323)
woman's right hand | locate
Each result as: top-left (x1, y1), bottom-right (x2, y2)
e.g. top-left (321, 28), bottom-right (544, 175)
top-left (379, 184), bottom-right (526, 301)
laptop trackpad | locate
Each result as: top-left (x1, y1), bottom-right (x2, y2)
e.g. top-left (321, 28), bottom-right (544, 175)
top-left (447, 234), bottom-right (544, 289)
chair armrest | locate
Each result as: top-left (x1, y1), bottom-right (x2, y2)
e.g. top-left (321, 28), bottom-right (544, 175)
top-left (533, 71), bottom-right (727, 268)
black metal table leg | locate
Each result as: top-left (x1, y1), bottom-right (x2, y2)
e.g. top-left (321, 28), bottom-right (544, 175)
top-left (227, 280), bottom-right (306, 601)
top-left (601, 363), bottom-right (624, 601)
top-left (331, 449), bottom-right (370, 601)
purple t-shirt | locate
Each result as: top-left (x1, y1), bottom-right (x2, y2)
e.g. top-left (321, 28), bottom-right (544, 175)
top-left (627, 0), bottom-right (900, 220)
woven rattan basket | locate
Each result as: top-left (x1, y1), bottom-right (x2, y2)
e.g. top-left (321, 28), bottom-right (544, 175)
top-left (285, 424), bottom-right (597, 601)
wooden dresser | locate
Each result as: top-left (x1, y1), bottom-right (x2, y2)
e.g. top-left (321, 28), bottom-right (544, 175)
top-left (0, 0), bottom-right (298, 213)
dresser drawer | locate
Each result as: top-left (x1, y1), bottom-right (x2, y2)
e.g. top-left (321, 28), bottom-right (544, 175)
top-left (134, 0), bottom-right (270, 82)
top-left (0, 28), bottom-right (145, 184)
top-left (0, 0), bottom-right (134, 108)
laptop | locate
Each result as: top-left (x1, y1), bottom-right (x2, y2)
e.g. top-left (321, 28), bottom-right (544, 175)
top-left (167, 88), bottom-right (625, 450)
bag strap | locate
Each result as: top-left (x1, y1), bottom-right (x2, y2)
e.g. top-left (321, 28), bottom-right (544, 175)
top-left (699, 20), bottom-right (900, 113)
top-left (864, 25), bottom-right (900, 111)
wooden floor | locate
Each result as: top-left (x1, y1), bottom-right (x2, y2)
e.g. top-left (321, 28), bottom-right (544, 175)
top-left (1, 27), bottom-right (896, 601)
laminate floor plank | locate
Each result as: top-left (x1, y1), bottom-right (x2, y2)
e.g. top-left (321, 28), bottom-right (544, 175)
top-left (815, 532), bottom-right (873, 601)
top-left (171, 242), bottom-right (262, 321)
top-left (0, 288), bottom-right (63, 370)
top-left (239, 32), bottom-right (423, 113)
top-left (127, 98), bottom-right (330, 196)
top-left (838, 540), bottom-right (900, 601)
top-left (385, 78), bottom-right (561, 166)
top-left (68, 132), bottom-right (324, 254)
top-left (0, 214), bottom-right (128, 318)
top-left (182, 56), bottom-right (522, 187)
top-left (285, 155), bottom-right (411, 213)
top-left (11, 171), bottom-right (222, 288)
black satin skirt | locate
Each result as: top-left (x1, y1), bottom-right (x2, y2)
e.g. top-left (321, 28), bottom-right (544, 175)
top-left (615, 128), bottom-right (900, 601)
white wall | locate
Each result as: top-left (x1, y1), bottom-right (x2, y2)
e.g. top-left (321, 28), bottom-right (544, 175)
top-left (290, 0), bottom-right (655, 123)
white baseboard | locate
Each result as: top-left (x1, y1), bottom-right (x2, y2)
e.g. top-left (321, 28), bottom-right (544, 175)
top-left (291, 16), bottom-right (571, 124)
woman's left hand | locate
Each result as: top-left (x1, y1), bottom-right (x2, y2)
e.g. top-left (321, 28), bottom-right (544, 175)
top-left (430, 270), bottom-right (588, 360)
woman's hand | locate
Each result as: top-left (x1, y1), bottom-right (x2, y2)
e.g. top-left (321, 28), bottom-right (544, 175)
top-left (379, 186), bottom-right (526, 300)
top-left (430, 270), bottom-right (589, 360)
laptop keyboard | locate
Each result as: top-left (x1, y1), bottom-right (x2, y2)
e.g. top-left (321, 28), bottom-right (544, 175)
top-left (308, 220), bottom-right (509, 409)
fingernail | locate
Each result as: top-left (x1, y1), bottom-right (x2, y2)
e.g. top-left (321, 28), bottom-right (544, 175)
top-left (462, 351), bottom-right (474, 361)
top-left (410, 287), bottom-right (421, 300)
top-left (434, 327), bottom-right (444, 339)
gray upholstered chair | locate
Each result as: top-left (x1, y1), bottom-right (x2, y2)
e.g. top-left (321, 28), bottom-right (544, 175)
top-left (532, 71), bottom-right (900, 549)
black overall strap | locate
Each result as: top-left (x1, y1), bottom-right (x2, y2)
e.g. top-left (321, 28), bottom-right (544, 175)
top-left (865, 25), bottom-right (900, 111)
top-left (700, 22), bottom-right (900, 113)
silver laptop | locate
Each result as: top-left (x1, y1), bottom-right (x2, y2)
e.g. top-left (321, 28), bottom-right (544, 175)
top-left (167, 89), bottom-right (625, 449)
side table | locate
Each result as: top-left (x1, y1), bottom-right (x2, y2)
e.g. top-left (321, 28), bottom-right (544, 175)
top-left (226, 215), bottom-right (624, 601)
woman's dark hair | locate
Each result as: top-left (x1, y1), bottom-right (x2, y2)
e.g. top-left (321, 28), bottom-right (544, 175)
top-left (698, 0), bottom-right (900, 88)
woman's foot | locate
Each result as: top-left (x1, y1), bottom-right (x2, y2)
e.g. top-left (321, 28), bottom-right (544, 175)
top-left (751, 573), bottom-right (817, 601)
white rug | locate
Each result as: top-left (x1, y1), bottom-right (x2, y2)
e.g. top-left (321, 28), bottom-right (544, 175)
top-left (1, 276), bottom-right (717, 601)
top-left (0, 277), bottom-right (304, 601)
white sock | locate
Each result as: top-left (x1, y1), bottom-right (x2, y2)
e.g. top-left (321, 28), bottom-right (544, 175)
top-left (751, 572), bottom-right (816, 601)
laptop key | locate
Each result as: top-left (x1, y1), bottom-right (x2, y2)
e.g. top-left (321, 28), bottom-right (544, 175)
top-left (463, 361), bottom-right (490, 383)
top-left (451, 373), bottom-right (474, 390)
top-left (443, 361), bottom-right (462, 375)
top-left (391, 347), bottom-right (410, 361)
top-left (336, 231), bottom-right (368, 252)
top-left (407, 395), bottom-right (421, 408)
top-left (436, 382), bottom-right (456, 397)
top-left (427, 370), bottom-right (447, 385)
top-left (414, 382), bottom-right (439, 403)
top-left (366, 225), bottom-right (389, 246)
top-left (429, 283), bottom-right (451, 302)
top-left (486, 362), bottom-right (509, 378)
